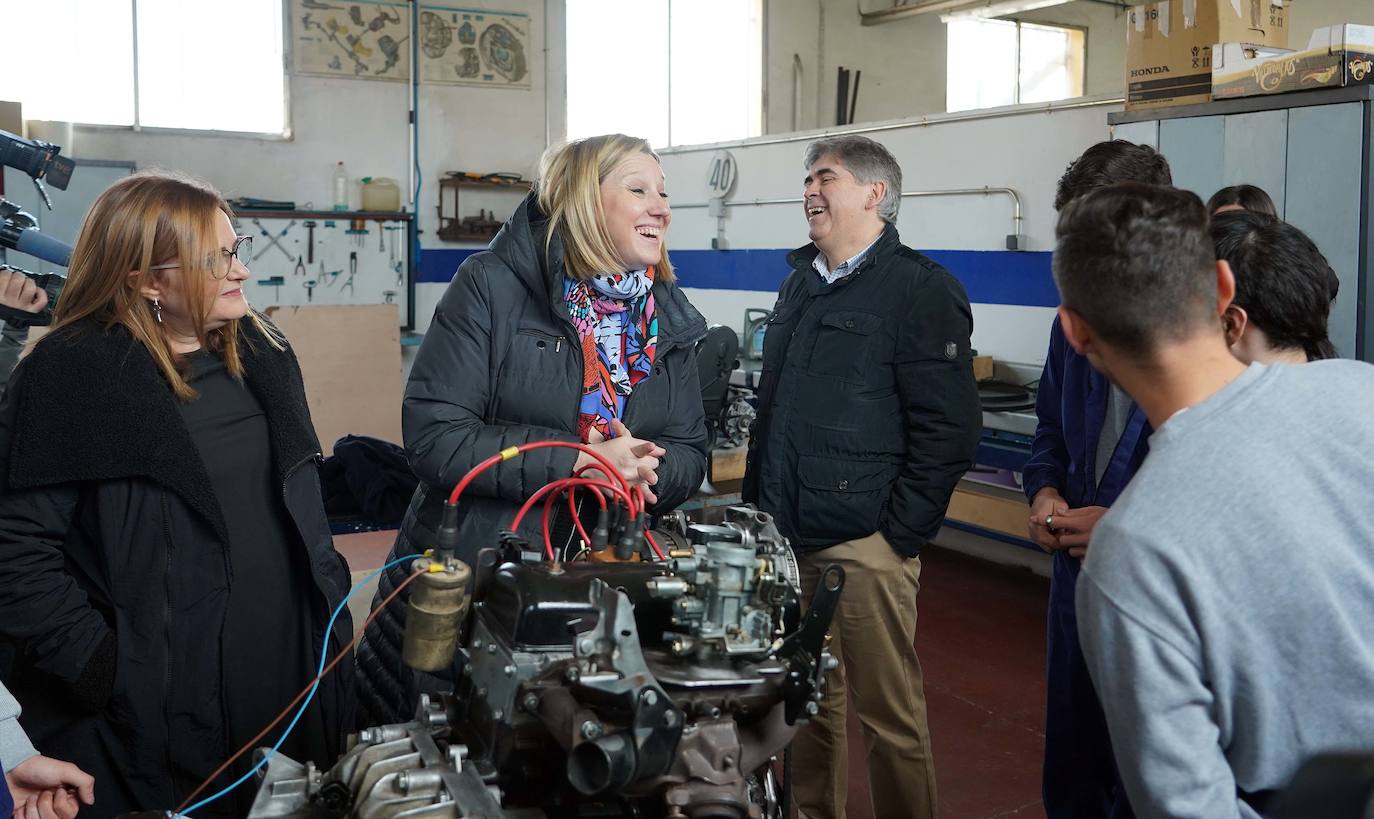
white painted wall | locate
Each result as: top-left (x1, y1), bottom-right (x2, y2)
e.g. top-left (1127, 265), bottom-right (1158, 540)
top-left (1291, 0), bottom-right (1374, 40)
top-left (767, 0), bottom-right (1373, 132)
top-left (48, 0), bottom-right (1372, 355)
top-left (660, 97), bottom-right (1122, 367)
top-left (67, 0), bottom-right (557, 337)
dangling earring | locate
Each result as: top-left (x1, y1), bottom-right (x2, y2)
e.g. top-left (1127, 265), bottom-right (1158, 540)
top-left (152, 297), bottom-right (163, 324)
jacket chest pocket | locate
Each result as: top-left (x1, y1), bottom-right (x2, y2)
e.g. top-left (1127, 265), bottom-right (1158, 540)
top-left (514, 327), bottom-right (568, 355)
top-left (502, 328), bottom-right (572, 383)
top-left (809, 310), bottom-right (883, 384)
top-left (493, 327), bottom-right (575, 424)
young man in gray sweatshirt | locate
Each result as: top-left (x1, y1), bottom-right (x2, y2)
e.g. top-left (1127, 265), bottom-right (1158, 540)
top-left (1051, 183), bottom-right (1374, 819)
top-left (2, 682), bottom-right (94, 818)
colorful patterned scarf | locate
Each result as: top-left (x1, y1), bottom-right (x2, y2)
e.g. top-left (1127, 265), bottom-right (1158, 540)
top-left (563, 267), bottom-right (658, 442)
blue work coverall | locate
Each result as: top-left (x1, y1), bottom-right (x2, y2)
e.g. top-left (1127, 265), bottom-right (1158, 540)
top-left (1023, 318), bottom-right (1152, 819)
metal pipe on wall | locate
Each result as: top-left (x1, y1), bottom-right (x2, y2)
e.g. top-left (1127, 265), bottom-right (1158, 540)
top-left (656, 95), bottom-right (1123, 155)
top-left (672, 186), bottom-right (1024, 241)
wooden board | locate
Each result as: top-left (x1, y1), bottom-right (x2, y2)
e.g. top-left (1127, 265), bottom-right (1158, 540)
top-left (946, 482), bottom-right (1031, 541)
top-left (710, 445), bottom-right (749, 483)
top-left (266, 304), bottom-right (403, 455)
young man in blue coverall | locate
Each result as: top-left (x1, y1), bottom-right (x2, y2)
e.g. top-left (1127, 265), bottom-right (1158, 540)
top-left (1022, 141), bottom-right (1172, 819)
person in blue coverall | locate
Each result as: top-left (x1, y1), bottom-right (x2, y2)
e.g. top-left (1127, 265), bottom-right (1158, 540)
top-left (1022, 140), bottom-right (1173, 818)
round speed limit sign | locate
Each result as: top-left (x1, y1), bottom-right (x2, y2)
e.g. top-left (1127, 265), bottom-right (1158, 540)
top-left (706, 150), bottom-right (737, 199)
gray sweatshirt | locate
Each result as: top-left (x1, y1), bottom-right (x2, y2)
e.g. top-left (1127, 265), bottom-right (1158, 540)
top-left (1, 680), bottom-right (38, 773)
top-left (1077, 361), bottom-right (1374, 819)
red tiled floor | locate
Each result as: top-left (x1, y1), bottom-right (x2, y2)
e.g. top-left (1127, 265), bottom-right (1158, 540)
top-left (803, 545), bottom-right (1050, 819)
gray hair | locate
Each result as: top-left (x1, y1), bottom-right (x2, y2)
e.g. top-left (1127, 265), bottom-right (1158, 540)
top-left (803, 135), bottom-right (903, 223)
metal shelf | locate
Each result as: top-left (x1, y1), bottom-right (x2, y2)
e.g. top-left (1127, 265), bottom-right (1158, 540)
top-left (234, 209), bottom-right (413, 221)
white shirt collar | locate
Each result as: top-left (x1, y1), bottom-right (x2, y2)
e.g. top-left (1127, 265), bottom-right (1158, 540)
top-left (813, 234), bottom-right (881, 285)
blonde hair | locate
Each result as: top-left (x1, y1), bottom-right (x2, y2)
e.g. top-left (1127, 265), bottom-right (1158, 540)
top-left (42, 170), bottom-right (283, 400)
top-left (536, 134), bottom-right (675, 282)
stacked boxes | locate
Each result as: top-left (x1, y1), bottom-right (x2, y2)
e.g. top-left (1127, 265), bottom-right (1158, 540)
top-left (1212, 24), bottom-right (1374, 99)
top-left (1125, 0), bottom-right (1290, 111)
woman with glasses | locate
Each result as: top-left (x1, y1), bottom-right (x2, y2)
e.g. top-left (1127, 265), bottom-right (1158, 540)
top-left (0, 171), bottom-right (354, 816)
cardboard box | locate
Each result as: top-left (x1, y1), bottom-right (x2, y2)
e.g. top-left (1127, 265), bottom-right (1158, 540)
top-left (0, 101), bottom-right (20, 137)
top-left (1126, 0), bottom-right (1291, 111)
top-left (1212, 24), bottom-right (1374, 99)
top-left (972, 355), bottom-right (995, 382)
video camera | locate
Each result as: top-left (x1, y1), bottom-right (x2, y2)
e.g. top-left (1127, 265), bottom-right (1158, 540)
top-left (0, 129), bottom-right (74, 194)
top-left (0, 128), bottom-right (76, 327)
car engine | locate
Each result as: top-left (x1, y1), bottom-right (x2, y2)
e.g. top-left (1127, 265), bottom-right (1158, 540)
top-left (247, 505), bottom-right (842, 818)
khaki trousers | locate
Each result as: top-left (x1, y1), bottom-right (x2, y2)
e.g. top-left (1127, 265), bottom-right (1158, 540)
top-left (793, 532), bottom-right (937, 819)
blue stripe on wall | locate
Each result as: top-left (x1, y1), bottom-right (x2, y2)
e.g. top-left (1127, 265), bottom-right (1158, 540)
top-left (416, 247), bottom-right (1059, 308)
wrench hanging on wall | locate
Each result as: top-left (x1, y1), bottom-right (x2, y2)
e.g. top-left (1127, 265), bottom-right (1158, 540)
top-left (251, 218), bottom-right (297, 262)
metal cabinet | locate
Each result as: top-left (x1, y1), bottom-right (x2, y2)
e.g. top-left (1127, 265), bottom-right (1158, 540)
top-left (1111, 86), bottom-right (1374, 360)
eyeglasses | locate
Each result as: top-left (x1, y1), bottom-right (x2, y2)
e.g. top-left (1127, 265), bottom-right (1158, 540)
top-left (149, 235), bottom-right (252, 279)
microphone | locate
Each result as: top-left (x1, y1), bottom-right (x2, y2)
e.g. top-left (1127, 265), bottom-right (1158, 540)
top-left (6, 225), bottom-right (73, 268)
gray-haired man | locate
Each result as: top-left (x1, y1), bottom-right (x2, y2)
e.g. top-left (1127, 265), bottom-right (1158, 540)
top-left (743, 135), bottom-right (981, 818)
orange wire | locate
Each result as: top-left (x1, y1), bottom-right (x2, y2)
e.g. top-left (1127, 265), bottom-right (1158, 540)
top-left (176, 566), bottom-right (426, 812)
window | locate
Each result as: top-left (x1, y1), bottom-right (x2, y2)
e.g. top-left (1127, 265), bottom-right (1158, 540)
top-left (946, 18), bottom-right (1085, 113)
top-left (0, 0), bottom-right (286, 134)
top-left (565, 0), bottom-right (763, 148)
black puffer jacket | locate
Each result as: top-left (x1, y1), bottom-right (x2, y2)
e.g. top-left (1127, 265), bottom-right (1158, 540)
top-left (743, 224), bottom-right (982, 557)
top-left (0, 319), bottom-right (354, 816)
top-left (356, 195), bottom-right (708, 725)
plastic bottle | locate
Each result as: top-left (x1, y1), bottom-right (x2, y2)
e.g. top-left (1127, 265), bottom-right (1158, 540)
top-left (332, 161), bottom-right (349, 211)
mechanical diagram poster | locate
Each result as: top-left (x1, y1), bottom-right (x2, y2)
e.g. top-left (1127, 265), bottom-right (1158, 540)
top-left (292, 0), bottom-right (411, 82)
top-left (418, 6), bottom-right (531, 88)
top-left (291, 0), bottom-right (532, 89)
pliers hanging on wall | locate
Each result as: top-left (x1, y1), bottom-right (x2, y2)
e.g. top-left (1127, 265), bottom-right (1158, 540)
top-left (341, 251), bottom-right (357, 296)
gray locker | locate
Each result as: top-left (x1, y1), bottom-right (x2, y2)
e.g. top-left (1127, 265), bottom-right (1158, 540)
top-left (1222, 110), bottom-right (1287, 213)
top-left (1159, 116), bottom-right (1224, 200)
top-left (1112, 86), bottom-right (1374, 361)
top-left (1287, 103), bottom-right (1364, 358)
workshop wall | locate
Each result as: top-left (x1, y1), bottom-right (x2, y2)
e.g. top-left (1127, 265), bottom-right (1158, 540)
top-left (656, 99), bottom-right (1120, 367)
top-left (767, 0), bottom-right (1371, 133)
top-left (767, 0), bottom-right (1125, 132)
top-left (63, 0), bottom-right (1371, 351)
top-left (70, 0), bottom-right (554, 334)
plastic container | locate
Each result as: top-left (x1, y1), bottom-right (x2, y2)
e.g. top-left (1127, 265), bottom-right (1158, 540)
top-left (360, 176), bottom-right (402, 211)
top-left (743, 308), bottom-right (770, 360)
top-left (332, 161), bottom-right (349, 211)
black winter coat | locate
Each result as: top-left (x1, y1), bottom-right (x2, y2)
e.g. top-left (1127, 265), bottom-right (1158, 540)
top-left (355, 195), bottom-right (709, 725)
top-left (0, 319), bottom-right (355, 816)
top-left (743, 224), bottom-right (982, 557)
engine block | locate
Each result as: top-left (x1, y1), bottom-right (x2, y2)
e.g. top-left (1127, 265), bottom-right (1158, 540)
top-left (249, 506), bottom-right (842, 818)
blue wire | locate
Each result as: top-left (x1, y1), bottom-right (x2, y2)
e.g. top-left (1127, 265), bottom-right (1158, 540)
top-left (177, 555), bottom-right (417, 817)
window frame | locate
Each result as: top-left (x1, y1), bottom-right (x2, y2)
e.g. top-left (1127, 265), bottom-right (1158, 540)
top-left (563, 0), bottom-right (764, 149)
top-left (946, 17), bottom-right (1087, 112)
top-left (34, 0), bottom-right (293, 140)
top-left (1011, 19), bottom-right (1087, 105)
